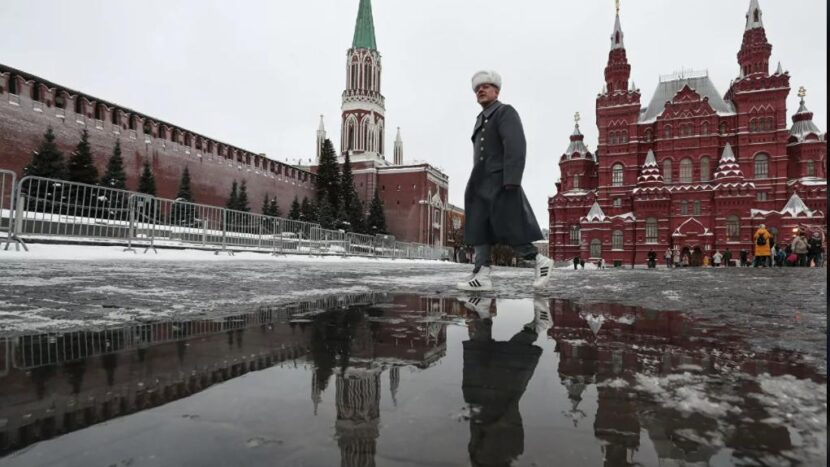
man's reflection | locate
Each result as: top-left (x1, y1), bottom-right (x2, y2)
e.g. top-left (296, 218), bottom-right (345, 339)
top-left (461, 297), bottom-right (551, 467)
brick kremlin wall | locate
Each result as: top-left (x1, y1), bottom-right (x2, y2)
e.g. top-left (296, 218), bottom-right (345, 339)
top-left (0, 65), bottom-right (316, 214)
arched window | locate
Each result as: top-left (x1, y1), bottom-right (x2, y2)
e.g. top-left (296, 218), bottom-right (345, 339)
top-left (590, 239), bottom-right (602, 258)
top-left (679, 158), bottom-right (693, 183)
top-left (609, 132), bottom-right (617, 145)
top-left (573, 174), bottom-right (580, 189)
top-left (701, 122), bottom-right (709, 136)
top-left (621, 131), bottom-right (628, 143)
top-left (754, 153), bottom-right (769, 179)
top-left (663, 160), bottom-right (673, 183)
top-left (612, 230), bottom-right (624, 250)
top-left (644, 129), bottom-right (653, 142)
top-left (570, 225), bottom-right (580, 245)
top-left (750, 119), bottom-right (757, 132)
top-left (726, 215), bottom-right (740, 242)
top-left (664, 125), bottom-right (672, 139)
top-left (645, 217), bottom-right (658, 244)
top-left (719, 122), bottom-right (727, 135)
top-left (350, 57), bottom-right (359, 89)
top-left (693, 200), bottom-right (701, 216)
top-left (766, 117), bottom-right (774, 131)
top-left (611, 164), bottom-right (624, 186)
top-left (806, 160), bottom-right (815, 177)
top-left (364, 59), bottom-right (372, 90)
top-left (700, 156), bottom-right (711, 182)
top-left (680, 200), bottom-right (688, 215)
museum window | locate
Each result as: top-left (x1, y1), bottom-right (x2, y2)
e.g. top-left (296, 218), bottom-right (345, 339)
top-left (663, 160), bottom-right (672, 183)
top-left (806, 160), bottom-right (815, 177)
top-left (720, 122), bottom-right (727, 135)
top-left (693, 200), bottom-right (701, 216)
top-left (569, 225), bottom-right (580, 246)
top-left (680, 200), bottom-right (688, 215)
top-left (612, 230), bottom-right (624, 250)
top-left (700, 156), bottom-right (710, 182)
top-left (613, 198), bottom-right (621, 208)
top-left (679, 158), bottom-right (693, 183)
top-left (590, 239), bottom-right (602, 258)
top-left (757, 192), bottom-right (768, 201)
top-left (664, 125), bottom-right (672, 139)
top-left (700, 122), bottom-right (709, 136)
top-left (726, 215), bottom-right (740, 242)
top-left (573, 174), bottom-right (580, 189)
top-left (611, 164), bottom-right (623, 187)
top-left (754, 153), bottom-right (769, 179)
top-left (645, 217), bottom-right (658, 244)
top-left (644, 129), bottom-right (653, 142)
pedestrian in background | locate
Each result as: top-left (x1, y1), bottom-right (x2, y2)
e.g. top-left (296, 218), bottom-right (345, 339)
top-left (753, 224), bottom-right (771, 267)
top-left (739, 250), bottom-right (749, 267)
top-left (791, 231), bottom-right (809, 267)
top-left (807, 232), bottom-right (823, 267)
top-left (723, 248), bottom-right (733, 267)
top-left (712, 250), bottom-right (722, 267)
top-left (664, 247), bottom-right (673, 268)
top-left (573, 256), bottom-right (579, 270)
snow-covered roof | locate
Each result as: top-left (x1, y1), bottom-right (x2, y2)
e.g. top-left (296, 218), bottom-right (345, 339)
top-left (610, 13), bottom-right (624, 50)
top-left (781, 193), bottom-right (817, 217)
top-left (584, 202), bottom-right (606, 222)
top-left (563, 189), bottom-right (591, 197)
top-left (561, 123), bottom-right (594, 161)
top-left (637, 149), bottom-right (664, 185)
top-left (713, 143), bottom-right (745, 180)
top-left (789, 98), bottom-right (823, 143)
top-left (672, 217), bottom-right (714, 237)
top-left (745, 0), bottom-right (764, 31)
top-left (639, 74), bottom-right (735, 123)
top-left (787, 177), bottom-right (827, 187)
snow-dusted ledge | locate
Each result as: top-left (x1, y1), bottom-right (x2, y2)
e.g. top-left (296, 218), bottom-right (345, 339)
top-left (0, 243), bottom-right (451, 264)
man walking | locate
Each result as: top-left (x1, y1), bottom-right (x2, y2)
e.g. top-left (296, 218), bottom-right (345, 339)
top-left (457, 71), bottom-right (552, 291)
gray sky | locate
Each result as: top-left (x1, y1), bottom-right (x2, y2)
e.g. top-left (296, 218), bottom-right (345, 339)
top-left (0, 0), bottom-right (825, 221)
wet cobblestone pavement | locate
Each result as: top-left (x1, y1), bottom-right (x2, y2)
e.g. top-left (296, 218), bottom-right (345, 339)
top-left (0, 252), bottom-right (826, 465)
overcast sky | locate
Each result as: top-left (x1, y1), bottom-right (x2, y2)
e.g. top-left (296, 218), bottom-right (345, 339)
top-left (0, 0), bottom-right (825, 220)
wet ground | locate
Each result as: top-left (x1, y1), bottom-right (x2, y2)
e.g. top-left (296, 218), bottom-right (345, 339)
top-left (0, 291), bottom-right (826, 466)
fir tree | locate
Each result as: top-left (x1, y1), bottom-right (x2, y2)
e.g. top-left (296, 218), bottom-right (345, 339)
top-left (367, 190), bottom-right (387, 234)
top-left (316, 197), bottom-right (335, 229)
top-left (316, 139), bottom-right (341, 212)
top-left (176, 166), bottom-right (193, 202)
top-left (23, 127), bottom-right (66, 180)
top-left (288, 196), bottom-right (301, 220)
top-left (261, 194), bottom-right (271, 216)
top-left (67, 129), bottom-right (98, 185)
top-left (339, 151), bottom-right (365, 232)
top-left (237, 180), bottom-right (250, 212)
top-left (101, 140), bottom-right (126, 189)
top-left (348, 197), bottom-right (366, 233)
top-left (137, 160), bottom-right (156, 196)
top-left (172, 167), bottom-right (194, 225)
top-left (269, 196), bottom-right (282, 218)
top-left (226, 180), bottom-right (239, 210)
top-left (300, 197), bottom-right (316, 222)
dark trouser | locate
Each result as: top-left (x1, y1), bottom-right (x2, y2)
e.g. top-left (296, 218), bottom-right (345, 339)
top-left (665, 258), bottom-right (672, 268)
top-left (753, 255), bottom-right (769, 267)
top-left (797, 253), bottom-right (808, 267)
top-left (473, 244), bottom-right (537, 272)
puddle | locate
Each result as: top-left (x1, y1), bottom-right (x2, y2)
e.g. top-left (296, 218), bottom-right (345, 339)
top-left (0, 294), bottom-right (825, 466)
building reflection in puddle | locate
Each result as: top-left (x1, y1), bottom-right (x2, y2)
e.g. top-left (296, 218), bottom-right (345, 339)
top-left (0, 294), bottom-right (824, 466)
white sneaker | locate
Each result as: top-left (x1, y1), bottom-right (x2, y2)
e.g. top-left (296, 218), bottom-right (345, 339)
top-left (459, 296), bottom-right (493, 319)
top-left (525, 296), bottom-right (553, 334)
top-left (533, 254), bottom-right (553, 289)
top-left (456, 267), bottom-right (493, 291)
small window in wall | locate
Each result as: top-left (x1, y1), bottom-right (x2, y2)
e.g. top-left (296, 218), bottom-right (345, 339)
top-left (94, 103), bottom-right (104, 120)
top-left (664, 125), bottom-right (672, 139)
top-left (754, 153), bottom-right (769, 179)
top-left (645, 217), bottom-right (658, 243)
top-left (806, 160), bottom-right (815, 177)
top-left (569, 225), bottom-right (581, 245)
top-left (757, 192), bottom-right (768, 201)
top-left (644, 129), bottom-right (653, 142)
top-left (111, 110), bottom-right (120, 125)
top-left (693, 200), bottom-right (701, 216)
top-left (726, 215), bottom-right (740, 242)
top-left (590, 239), bottom-right (602, 258)
top-left (74, 96), bottom-right (83, 114)
top-left (613, 198), bottom-right (621, 208)
top-left (611, 164), bottom-right (623, 187)
top-left (54, 91), bottom-right (65, 109)
top-left (719, 122), bottom-right (727, 135)
top-left (573, 174), bottom-right (580, 189)
top-left (31, 83), bottom-right (41, 101)
top-left (680, 200), bottom-right (688, 215)
top-left (663, 160), bottom-right (672, 183)
top-left (612, 230), bottom-right (623, 250)
top-left (701, 122), bottom-right (709, 136)
top-left (7, 74), bottom-right (18, 95)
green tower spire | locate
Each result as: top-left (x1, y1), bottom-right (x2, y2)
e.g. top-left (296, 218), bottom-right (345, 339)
top-left (351, 0), bottom-right (377, 50)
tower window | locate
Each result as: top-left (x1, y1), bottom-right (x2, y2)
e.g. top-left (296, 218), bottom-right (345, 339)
top-left (693, 200), bottom-right (701, 216)
top-left (679, 158), bottom-right (693, 183)
top-left (663, 160), bottom-right (672, 183)
top-left (613, 198), bottom-right (621, 208)
top-left (570, 225), bottom-right (581, 245)
top-left (700, 156), bottom-right (710, 182)
top-left (726, 215), bottom-right (740, 242)
top-left (754, 153), bottom-right (769, 179)
top-left (757, 192), bottom-right (768, 201)
top-left (680, 200), bottom-right (688, 215)
top-left (590, 238), bottom-right (602, 258)
top-left (612, 230), bottom-right (623, 250)
top-left (573, 174), bottom-right (580, 189)
top-left (611, 164), bottom-right (624, 187)
top-left (664, 125), bottom-right (672, 139)
top-left (645, 217), bottom-right (658, 243)
top-left (806, 160), bottom-right (815, 177)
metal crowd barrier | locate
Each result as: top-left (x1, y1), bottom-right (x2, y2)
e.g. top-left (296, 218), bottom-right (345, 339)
top-left (4, 174), bottom-right (450, 260)
top-left (0, 169), bottom-right (26, 251)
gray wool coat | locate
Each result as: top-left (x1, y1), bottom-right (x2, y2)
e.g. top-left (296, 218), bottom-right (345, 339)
top-left (463, 100), bottom-right (543, 246)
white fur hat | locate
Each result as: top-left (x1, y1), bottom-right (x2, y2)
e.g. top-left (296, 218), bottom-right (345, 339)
top-left (472, 70), bottom-right (502, 91)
